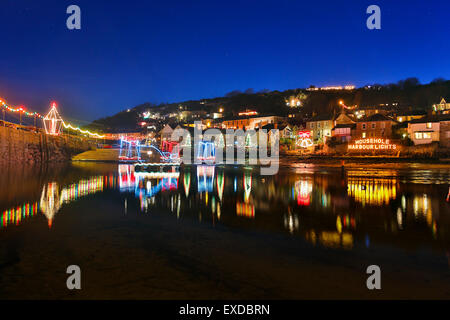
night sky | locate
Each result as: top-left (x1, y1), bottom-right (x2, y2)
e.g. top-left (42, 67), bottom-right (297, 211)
top-left (1, 0), bottom-right (449, 122)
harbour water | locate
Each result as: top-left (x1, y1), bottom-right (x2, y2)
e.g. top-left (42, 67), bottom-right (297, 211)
top-left (0, 161), bottom-right (449, 299)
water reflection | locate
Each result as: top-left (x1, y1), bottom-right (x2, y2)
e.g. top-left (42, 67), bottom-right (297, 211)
top-left (2, 174), bottom-right (116, 229)
top-left (1, 164), bottom-right (449, 253)
top-left (347, 177), bottom-right (397, 206)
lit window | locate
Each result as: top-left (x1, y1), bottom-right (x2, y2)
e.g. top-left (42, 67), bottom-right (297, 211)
top-left (362, 132), bottom-right (366, 138)
top-left (423, 132), bottom-right (431, 139)
top-left (415, 132), bottom-right (423, 139)
top-left (426, 122), bottom-right (432, 129)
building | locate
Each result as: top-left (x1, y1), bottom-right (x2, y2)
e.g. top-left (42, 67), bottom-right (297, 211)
top-left (439, 117), bottom-right (450, 148)
top-left (332, 124), bottom-right (356, 142)
top-left (221, 115), bottom-right (284, 130)
top-left (159, 124), bottom-right (174, 144)
top-left (408, 114), bottom-right (450, 146)
top-left (306, 114), bottom-right (334, 143)
top-left (396, 110), bottom-right (428, 123)
top-left (354, 114), bottom-right (396, 139)
top-left (307, 112), bottom-right (355, 143)
top-left (331, 112), bottom-right (356, 142)
top-left (432, 98), bottom-right (450, 114)
top-left (353, 105), bottom-right (392, 119)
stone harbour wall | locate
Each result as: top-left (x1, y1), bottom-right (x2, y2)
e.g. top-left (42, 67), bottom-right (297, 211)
top-left (0, 126), bottom-right (94, 165)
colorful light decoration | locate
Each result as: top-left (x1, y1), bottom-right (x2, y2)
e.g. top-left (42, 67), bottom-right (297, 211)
top-left (2, 97), bottom-right (105, 138)
top-left (197, 141), bottom-right (216, 163)
top-left (197, 165), bottom-right (215, 193)
top-left (294, 179), bottom-right (312, 206)
top-left (183, 171), bottom-right (191, 197)
top-left (216, 171), bottom-right (224, 201)
top-left (236, 202), bottom-right (255, 218)
top-left (0, 98), bottom-right (43, 119)
top-left (119, 138), bottom-right (142, 161)
top-left (1, 202), bottom-right (39, 229)
top-left (296, 131), bottom-right (314, 148)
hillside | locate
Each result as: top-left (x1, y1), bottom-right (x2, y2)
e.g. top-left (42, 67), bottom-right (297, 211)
top-left (87, 78), bottom-right (450, 132)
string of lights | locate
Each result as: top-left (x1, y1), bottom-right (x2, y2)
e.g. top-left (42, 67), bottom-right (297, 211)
top-left (62, 121), bottom-right (105, 138)
top-left (0, 98), bottom-right (43, 118)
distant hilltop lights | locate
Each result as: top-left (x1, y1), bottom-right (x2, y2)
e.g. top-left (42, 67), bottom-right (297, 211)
top-left (238, 110), bottom-right (258, 116)
top-left (306, 85), bottom-right (356, 91)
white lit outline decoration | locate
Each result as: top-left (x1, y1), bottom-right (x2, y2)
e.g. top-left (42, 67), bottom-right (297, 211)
top-left (296, 131), bottom-right (314, 148)
top-left (43, 102), bottom-right (63, 135)
top-left (119, 137), bottom-right (142, 161)
top-left (42, 102), bottom-right (105, 138)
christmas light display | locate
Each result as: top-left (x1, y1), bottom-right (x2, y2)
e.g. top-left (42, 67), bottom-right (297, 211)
top-left (119, 138), bottom-right (142, 161)
top-left (162, 141), bottom-right (180, 161)
top-left (2, 97), bottom-right (105, 138)
top-left (43, 102), bottom-right (63, 135)
top-left (197, 141), bottom-right (216, 163)
top-left (296, 131), bottom-right (314, 148)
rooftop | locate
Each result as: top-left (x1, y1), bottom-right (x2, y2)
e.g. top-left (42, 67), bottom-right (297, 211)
top-left (359, 113), bottom-right (395, 122)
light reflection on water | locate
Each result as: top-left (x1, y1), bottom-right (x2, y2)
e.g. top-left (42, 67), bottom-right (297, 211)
top-left (1, 162), bottom-right (450, 254)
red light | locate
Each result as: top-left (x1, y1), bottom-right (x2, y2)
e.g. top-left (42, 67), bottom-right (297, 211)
top-left (298, 131), bottom-right (311, 139)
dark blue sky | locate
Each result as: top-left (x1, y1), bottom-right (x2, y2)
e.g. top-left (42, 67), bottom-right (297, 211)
top-left (1, 0), bottom-right (449, 123)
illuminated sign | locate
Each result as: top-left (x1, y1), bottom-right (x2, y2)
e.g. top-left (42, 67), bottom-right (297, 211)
top-left (348, 138), bottom-right (397, 151)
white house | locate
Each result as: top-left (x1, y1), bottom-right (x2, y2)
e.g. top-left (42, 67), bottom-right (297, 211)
top-left (159, 124), bottom-right (174, 144)
top-left (407, 117), bottom-right (440, 145)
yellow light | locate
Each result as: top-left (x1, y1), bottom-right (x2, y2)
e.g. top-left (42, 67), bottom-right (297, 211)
top-left (62, 121), bottom-right (105, 138)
